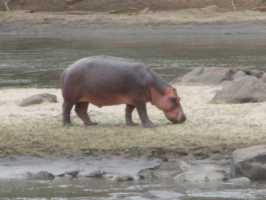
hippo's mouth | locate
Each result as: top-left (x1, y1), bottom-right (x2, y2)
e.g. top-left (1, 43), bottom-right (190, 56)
top-left (165, 113), bottom-right (186, 124)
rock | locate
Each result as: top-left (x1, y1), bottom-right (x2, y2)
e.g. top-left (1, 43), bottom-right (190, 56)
top-left (233, 70), bottom-right (248, 80)
top-left (65, 170), bottom-right (79, 178)
top-left (181, 67), bottom-right (204, 83)
top-left (174, 164), bottom-right (226, 185)
top-left (113, 175), bottom-right (134, 182)
top-left (178, 160), bottom-right (191, 172)
top-left (224, 177), bottom-right (251, 186)
top-left (19, 93), bottom-right (57, 107)
top-left (58, 170), bottom-right (79, 178)
top-left (86, 170), bottom-right (106, 178)
top-left (181, 67), bottom-right (234, 85)
top-left (245, 69), bottom-right (264, 78)
top-left (26, 171), bottom-right (55, 180)
top-left (211, 76), bottom-right (266, 104)
top-left (149, 191), bottom-right (183, 199)
top-left (231, 145), bottom-right (266, 180)
top-left (261, 73), bottom-right (266, 83)
top-left (138, 168), bottom-right (156, 180)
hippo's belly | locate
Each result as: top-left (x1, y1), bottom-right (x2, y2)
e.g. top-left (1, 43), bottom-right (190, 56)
top-left (78, 95), bottom-right (134, 107)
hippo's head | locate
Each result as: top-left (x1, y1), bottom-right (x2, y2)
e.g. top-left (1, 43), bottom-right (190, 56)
top-left (151, 87), bottom-right (186, 124)
top-left (162, 87), bottom-right (186, 124)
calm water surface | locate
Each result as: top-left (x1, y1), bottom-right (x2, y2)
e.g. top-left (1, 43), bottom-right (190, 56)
top-left (1, 179), bottom-right (266, 200)
top-left (1, 24), bottom-right (266, 87)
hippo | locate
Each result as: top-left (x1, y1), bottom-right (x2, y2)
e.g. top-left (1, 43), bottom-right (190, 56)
top-left (61, 56), bottom-right (186, 128)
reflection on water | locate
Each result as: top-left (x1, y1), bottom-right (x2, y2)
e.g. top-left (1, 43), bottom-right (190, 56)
top-left (0, 156), bottom-right (266, 200)
top-left (0, 36), bottom-right (266, 88)
top-left (1, 179), bottom-right (266, 200)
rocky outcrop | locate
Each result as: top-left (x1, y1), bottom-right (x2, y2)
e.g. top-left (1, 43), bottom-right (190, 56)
top-left (224, 177), bottom-right (251, 186)
top-left (86, 170), bottom-right (106, 178)
top-left (180, 67), bottom-right (266, 104)
top-left (211, 76), bottom-right (266, 104)
top-left (26, 171), bottom-right (55, 180)
top-left (232, 70), bottom-right (248, 80)
top-left (19, 93), bottom-right (57, 107)
top-left (180, 67), bottom-right (266, 85)
top-left (231, 145), bottom-right (266, 180)
top-left (181, 67), bottom-right (234, 85)
top-left (174, 163), bottom-right (227, 185)
top-left (261, 73), bottom-right (266, 83)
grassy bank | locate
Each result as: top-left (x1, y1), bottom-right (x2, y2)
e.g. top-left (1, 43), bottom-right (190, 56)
top-left (1, 85), bottom-right (266, 157)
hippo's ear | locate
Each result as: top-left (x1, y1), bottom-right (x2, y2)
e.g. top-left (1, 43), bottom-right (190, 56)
top-left (173, 88), bottom-right (177, 95)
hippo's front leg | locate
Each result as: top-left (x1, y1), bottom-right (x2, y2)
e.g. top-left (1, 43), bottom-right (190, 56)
top-left (135, 102), bottom-right (156, 128)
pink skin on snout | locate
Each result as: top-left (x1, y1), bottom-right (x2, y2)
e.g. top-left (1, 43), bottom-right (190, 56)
top-left (151, 87), bottom-right (186, 124)
top-left (163, 98), bottom-right (186, 124)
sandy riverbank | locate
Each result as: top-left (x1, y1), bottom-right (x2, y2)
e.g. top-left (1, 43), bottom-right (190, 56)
top-left (0, 85), bottom-right (266, 157)
top-left (0, 7), bottom-right (266, 26)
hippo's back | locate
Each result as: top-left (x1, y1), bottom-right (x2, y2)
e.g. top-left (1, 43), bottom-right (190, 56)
top-left (65, 56), bottom-right (149, 79)
top-left (62, 56), bottom-right (155, 103)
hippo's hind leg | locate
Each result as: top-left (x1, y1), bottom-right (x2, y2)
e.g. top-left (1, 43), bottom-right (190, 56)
top-left (125, 104), bottom-right (138, 126)
top-left (135, 102), bottom-right (156, 128)
top-left (63, 101), bottom-right (74, 126)
top-left (75, 102), bottom-right (97, 126)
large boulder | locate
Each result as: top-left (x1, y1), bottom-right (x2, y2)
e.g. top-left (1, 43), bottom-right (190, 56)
top-left (224, 177), bottom-right (251, 187)
top-left (174, 163), bottom-right (226, 185)
top-left (261, 73), bottom-right (266, 83)
top-left (181, 67), bottom-right (234, 85)
top-left (26, 171), bottom-right (55, 180)
top-left (232, 70), bottom-right (248, 81)
top-left (231, 145), bottom-right (266, 180)
top-left (244, 69), bottom-right (264, 79)
top-left (211, 76), bottom-right (266, 104)
top-left (19, 93), bottom-right (57, 107)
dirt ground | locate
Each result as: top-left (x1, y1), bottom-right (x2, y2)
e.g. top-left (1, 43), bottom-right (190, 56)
top-left (1, 84), bottom-right (266, 157)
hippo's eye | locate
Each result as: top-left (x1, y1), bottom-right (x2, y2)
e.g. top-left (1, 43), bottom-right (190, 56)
top-left (169, 97), bottom-right (178, 106)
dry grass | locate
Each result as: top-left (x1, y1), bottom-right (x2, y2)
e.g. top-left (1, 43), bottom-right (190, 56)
top-left (0, 85), bottom-right (266, 157)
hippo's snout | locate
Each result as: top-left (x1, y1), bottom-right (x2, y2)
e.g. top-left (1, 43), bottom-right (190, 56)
top-left (168, 114), bottom-right (186, 124)
top-left (175, 114), bottom-right (186, 124)
top-left (164, 110), bottom-right (186, 124)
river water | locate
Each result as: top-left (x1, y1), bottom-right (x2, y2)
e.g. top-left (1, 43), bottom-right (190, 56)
top-left (1, 156), bottom-right (266, 200)
top-left (1, 23), bottom-right (266, 87)
top-left (1, 23), bottom-right (266, 199)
